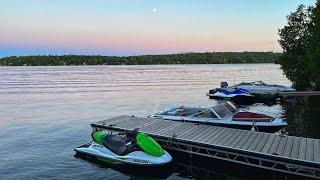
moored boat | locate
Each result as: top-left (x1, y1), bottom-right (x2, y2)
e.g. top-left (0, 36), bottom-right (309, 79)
top-left (148, 101), bottom-right (287, 133)
top-left (233, 81), bottom-right (296, 94)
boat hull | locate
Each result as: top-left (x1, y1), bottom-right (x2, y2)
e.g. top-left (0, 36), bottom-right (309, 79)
top-left (208, 93), bottom-right (279, 105)
top-left (208, 94), bottom-right (255, 105)
top-left (156, 119), bottom-right (285, 133)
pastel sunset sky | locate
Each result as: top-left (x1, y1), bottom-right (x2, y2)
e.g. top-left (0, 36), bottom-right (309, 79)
top-left (0, 0), bottom-right (316, 57)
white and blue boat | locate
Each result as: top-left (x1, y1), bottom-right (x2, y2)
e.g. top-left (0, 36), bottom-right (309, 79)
top-left (208, 87), bottom-right (254, 104)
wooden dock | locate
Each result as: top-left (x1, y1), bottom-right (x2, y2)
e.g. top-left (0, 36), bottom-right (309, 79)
top-left (91, 115), bottom-right (320, 179)
top-left (278, 91), bottom-right (320, 97)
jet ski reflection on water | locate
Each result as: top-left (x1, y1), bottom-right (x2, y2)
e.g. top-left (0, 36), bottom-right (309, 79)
top-left (75, 128), bottom-right (172, 166)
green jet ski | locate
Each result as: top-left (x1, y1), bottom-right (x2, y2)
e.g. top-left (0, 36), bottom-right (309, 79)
top-left (75, 128), bottom-right (172, 166)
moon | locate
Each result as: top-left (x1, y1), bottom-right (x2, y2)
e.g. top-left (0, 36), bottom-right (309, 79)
top-left (152, 8), bottom-right (157, 13)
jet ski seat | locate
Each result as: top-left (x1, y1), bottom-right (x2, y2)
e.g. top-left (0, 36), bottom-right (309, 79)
top-left (103, 135), bottom-right (129, 155)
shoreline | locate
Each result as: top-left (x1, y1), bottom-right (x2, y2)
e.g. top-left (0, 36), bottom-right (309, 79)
top-left (0, 62), bottom-right (278, 67)
top-left (0, 52), bottom-right (280, 66)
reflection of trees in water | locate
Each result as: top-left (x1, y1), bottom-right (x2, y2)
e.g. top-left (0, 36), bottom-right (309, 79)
top-left (283, 96), bottom-right (320, 138)
top-left (307, 96), bottom-right (320, 138)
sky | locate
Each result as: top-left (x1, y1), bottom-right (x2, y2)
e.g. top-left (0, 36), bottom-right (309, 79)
top-left (0, 0), bottom-right (317, 57)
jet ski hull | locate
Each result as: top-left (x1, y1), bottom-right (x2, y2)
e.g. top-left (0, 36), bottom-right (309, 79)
top-left (74, 142), bottom-right (172, 167)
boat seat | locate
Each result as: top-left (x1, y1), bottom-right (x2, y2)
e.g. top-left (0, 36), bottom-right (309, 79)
top-left (103, 135), bottom-right (129, 155)
top-left (233, 112), bottom-right (272, 122)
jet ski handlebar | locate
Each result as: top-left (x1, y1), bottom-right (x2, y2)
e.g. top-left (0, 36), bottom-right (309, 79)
top-left (125, 128), bottom-right (140, 138)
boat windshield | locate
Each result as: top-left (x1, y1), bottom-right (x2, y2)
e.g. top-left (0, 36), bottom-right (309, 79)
top-left (193, 110), bottom-right (218, 118)
top-left (163, 107), bottom-right (206, 117)
top-left (224, 102), bottom-right (237, 112)
top-left (253, 81), bottom-right (267, 86)
top-left (237, 82), bottom-right (252, 86)
top-left (211, 104), bottom-right (233, 118)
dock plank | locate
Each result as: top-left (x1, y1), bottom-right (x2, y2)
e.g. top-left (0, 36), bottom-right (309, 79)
top-left (186, 126), bottom-right (208, 140)
top-left (179, 124), bottom-right (205, 140)
top-left (197, 127), bottom-right (222, 142)
top-left (167, 124), bottom-right (188, 136)
top-left (138, 120), bottom-right (166, 132)
top-left (224, 130), bottom-right (243, 147)
top-left (138, 119), bottom-right (163, 129)
top-left (113, 116), bottom-right (148, 128)
top-left (306, 138), bottom-right (314, 161)
top-left (228, 130), bottom-right (248, 148)
top-left (217, 129), bottom-right (238, 145)
top-left (254, 133), bottom-right (269, 152)
top-left (111, 119), bottom-right (140, 130)
top-left (241, 132), bottom-right (259, 150)
top-left (234, 131), bottom-right (255, 149)
top-left (314, 139), bottom-right (320, 162)
top-left (211, 128), bottom-right (233, 145)
top-left (298, 138), bottom-right (307, 160)
top-left (168, 122), bottom-right (197, 137)
top-left (200, 127), bottom-right (224, 144)
top-left (278, 91), bottom-right (320, 96)
top-left (143, 120), bottom-right (173, 133)
top-left (101, 115), bottom-right (129, 124)
top-left (248, 133), bottom-right (264, 151)
top-left (268, 135), bottom-right (281, 155)
top-left (95, 116), bottom-right (127, 126)
top-left (188, 125), bottom-right (213, 142)
top-left (276, 136), bottom-right (287, 156)
top-left (154, 122), bottom-right (182, 136)
top-left (261, 134), bottom-right (276, 153)
top-left (283, 136), bottom-right (294, 157)
top-left (208, 127), bottom-right (230, 144)
top-left (290, 137), bottom-right (301, 159)
top-left (197, 126), bottom-right (221, 143)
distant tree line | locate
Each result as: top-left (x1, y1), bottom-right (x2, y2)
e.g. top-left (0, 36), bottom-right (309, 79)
top-left (0, 52), bottom-right (280, 66)
top-left (278, 0), bottom-right (320, 90)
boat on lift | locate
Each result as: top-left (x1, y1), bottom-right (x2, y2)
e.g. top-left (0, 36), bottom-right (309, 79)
top-left (233, 81), bottom-right (296, 94)
top-left (149, 101), bottom-right (287, 133)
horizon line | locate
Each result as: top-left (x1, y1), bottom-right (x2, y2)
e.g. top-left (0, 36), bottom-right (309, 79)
top-left (0, 50), bottom-right (282, 59)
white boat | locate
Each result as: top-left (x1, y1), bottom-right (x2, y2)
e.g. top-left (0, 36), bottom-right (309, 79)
top-left (149, 101), bottom-right (287, 133)
top-left (233, 81), bottom-right (295, 94)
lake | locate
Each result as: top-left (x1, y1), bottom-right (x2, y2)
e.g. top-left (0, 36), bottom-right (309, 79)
top-left (0, 64), bottom-right (319, 179)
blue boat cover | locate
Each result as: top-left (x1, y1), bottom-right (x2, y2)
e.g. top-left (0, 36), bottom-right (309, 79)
top-left (218, 88), bottom-right (251, 95)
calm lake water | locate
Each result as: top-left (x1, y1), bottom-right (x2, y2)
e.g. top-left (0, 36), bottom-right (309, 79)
top-left (0, 64), bottom-right (319, 180)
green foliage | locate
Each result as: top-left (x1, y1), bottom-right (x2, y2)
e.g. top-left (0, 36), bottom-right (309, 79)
top-left (278, 53), bottom-right (311, 89)
top-left (278, 2), bottom-right (320, 90)
top-left (307, 1), bottom-right (320, 89)
top-left (278, 5), bottom-right (313, 54)
top-left (0, 52), bottom-right (280, 66)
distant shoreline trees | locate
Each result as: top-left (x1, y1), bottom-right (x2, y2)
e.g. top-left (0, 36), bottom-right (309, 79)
top-left (0, 52), bottom-right (280, 66)
top-left (278, 0), bottom-right (320, 90)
